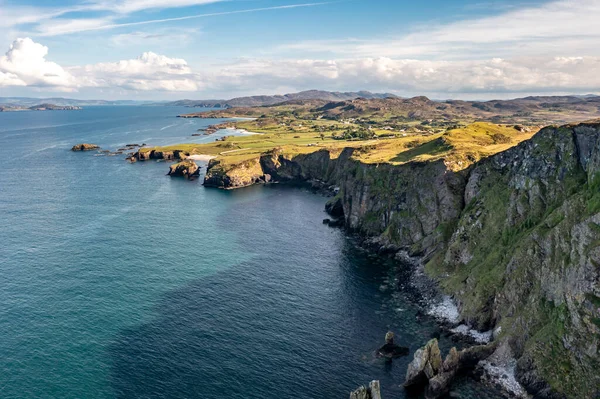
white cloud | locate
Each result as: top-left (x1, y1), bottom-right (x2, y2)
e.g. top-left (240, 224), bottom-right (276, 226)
top-left (202, 56), bottom-right (600, 95)
top-left (35, 17), bottom-right (116, 37)
top-left (110, 28), bottom-right (200, 47)
top-left (0, 38), bottom-right (76, 89)
top-left (95, 0), bottom-right (223, 14)
top-left (279, 0), bottom-right (600, 60)
top-left (73, 51), bottom-right (201, 91)
top-left (0, 38), bottom-right (199, 92)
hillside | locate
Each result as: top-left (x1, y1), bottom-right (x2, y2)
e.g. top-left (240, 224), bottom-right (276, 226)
top-left (0, 103), bottom-right (82, 111)
top-left (182, 95), bottom-right (600, 125)
top-left (163, 89), bottom-right (398, 108)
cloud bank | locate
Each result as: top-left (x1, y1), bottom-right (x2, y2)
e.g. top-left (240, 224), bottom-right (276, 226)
top-left (1, 0), bottom-right (600, 98)
top-left (2, 38), bottom-right (600, 96)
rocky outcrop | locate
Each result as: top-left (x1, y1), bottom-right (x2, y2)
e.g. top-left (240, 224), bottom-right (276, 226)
top-left (349, 380), bottom-right (381, 399)
top-left (71, 143), bottom-right (99, 151)
top-left (376, 331), bottom-right (409, 359)
top-left (167, 160), bottom-right (200, 179)
top-left (404, 339), bottom-right (443, 388)
top-left (130, 149), bottom-right (189, 162)
top-left (203, 157), bottom-right (266, 188)
top-left (404, 339), bottom-right (496, 399)
top-left (203, 121), bottom-right (600, 397)
top-left (325, 195), bottom-right (344, 218)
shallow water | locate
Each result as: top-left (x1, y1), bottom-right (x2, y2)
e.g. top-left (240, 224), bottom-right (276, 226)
top-left (0, 106), bottom-right (502, 398)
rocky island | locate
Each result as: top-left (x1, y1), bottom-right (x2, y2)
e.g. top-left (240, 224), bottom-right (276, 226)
top-left (71, 143), bottom-right (100, 151)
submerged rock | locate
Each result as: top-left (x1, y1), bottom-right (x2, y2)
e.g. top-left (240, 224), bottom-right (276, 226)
top-left (167, 160), bottom-right (200, 179)
top-left (349, 380), bottom-right (381, 399)
top-left (71, 143), bottom-right (99, 151)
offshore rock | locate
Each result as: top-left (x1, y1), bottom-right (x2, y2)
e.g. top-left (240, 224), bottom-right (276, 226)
top-left (167, 160), bottom-right (200, 179)
top-left (376, 331), bottom-right (409, 359)
top-left (349, 380), bottom-right (381, 399)
top-left (71, 143), bottom-right (99, 151)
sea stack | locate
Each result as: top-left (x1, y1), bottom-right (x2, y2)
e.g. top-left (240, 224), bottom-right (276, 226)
top-left (167, 160), bottom-right (200, 179)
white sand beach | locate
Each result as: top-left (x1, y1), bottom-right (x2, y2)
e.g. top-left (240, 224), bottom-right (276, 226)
top-left (188, 154), bottom-right (217, 161)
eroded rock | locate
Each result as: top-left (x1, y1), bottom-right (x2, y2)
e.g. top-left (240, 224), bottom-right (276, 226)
top-left (405, 339), bottom-right (496, 399)
top-left (167, 160), bottom-right (200, 179)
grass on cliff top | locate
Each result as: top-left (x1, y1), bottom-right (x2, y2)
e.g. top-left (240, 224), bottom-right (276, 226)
top-left (353, 122), bottom-right (537, 170)
top-left (141, 122), bottom-right (537, 170)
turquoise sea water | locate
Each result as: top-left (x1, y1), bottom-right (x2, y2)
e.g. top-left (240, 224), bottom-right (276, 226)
top-left (0, 106), bottom-right (501, 398)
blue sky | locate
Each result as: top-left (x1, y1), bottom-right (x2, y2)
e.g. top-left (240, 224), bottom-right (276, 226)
top-left (0, 0), bottom-right (598, 100)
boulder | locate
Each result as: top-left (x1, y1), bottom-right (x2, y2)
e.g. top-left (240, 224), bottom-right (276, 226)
top-left (349, 380), bottom-right (381, 399)
top-left (71, 143), bottom-right (99, 151)
top-left (167, 160), bottom-right (200, 179)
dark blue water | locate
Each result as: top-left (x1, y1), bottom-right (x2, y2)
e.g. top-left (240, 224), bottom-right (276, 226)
top-left (0, 107), bottom-right (501, 398)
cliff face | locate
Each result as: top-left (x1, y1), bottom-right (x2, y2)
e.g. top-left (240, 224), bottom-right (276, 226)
top-left (132, 149), bottom-right (188, 161)
top-left (203, 122), bottom-right (600, 397)
top-left (435, 123), bottom-right (600, 397)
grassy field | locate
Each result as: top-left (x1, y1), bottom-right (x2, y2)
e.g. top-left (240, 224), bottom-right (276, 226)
top-left (141, 120), bottom-right (537, 171)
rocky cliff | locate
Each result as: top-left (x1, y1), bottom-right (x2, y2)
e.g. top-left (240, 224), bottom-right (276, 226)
top-left (203, 121), bottom-right (600, 398)
top-left (129, 149), bottom-right (188, 162)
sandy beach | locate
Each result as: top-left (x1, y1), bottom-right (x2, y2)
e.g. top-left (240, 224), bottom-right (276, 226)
top-left (188, 154), bottom-right (217, 161)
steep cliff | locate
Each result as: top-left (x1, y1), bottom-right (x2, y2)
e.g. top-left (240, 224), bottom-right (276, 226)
top-left (203, 122), bottom-right (600, 397)
top-left (431, 122), bottom-right (600, 398)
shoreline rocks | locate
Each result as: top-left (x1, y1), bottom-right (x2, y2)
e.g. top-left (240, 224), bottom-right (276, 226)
top-left (403, 338), bottom-right (497, 399)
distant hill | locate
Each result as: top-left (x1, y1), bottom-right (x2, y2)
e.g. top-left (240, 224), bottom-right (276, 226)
top-left (182, 94), bottom-right (600, 125)
top-left (0, 103), bottom-right (82, 112)
top-left (162, 90), bottom-right (399, 108)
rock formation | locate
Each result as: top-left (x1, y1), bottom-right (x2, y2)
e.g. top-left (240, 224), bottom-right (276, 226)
top-left (404, 339), bottom-right (496, 399)
top-left (376, 331), bottom-right (409, 359)
top-left (71, 143), bottom-right (99, 151)
top-left (129, 149), bottom-right (189, 162)
top-left (349, 380), bottom-right (381, 399)
top-left (167, 160), bottom-right (200, 179)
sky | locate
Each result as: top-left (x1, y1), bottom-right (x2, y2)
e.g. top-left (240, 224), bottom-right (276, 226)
top-left (0, 0), bottom-right (599, 100)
